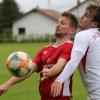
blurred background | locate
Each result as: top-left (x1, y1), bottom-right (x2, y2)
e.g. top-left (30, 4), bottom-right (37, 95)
top-left (0, 0), bottom-right (99, 42)
top-left (0, 0), bottom-right (100, 100)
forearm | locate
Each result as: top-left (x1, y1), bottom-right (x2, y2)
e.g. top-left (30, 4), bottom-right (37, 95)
top-left (49, 64), bottom-right (63, 76)
top-left (4, 63), bottom-right (38, 88)
top-left (42, 58), bottom-right (66, 78)
top-left (49, 58), bottom-right (66, 76)
top-left (0, 76), bottom-right (28, 95)
top-left (0, 62), bottom-right (38, 96)
top-left (3, 76), bottom-right (26, 87)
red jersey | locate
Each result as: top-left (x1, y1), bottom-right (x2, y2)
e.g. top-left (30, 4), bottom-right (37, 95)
top-left (33, 43), bottom-right (73, 98)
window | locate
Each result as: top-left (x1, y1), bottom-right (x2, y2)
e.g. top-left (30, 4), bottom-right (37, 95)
top-left (18, 28), bottom-right (25, 35)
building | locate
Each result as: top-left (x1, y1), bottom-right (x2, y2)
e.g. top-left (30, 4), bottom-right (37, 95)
top-left (12, 7), bottom-right (60, 41)
top-left (69, 0), bottom-right (95, 18)
top-left (12, 0), bottom-right (96, 41)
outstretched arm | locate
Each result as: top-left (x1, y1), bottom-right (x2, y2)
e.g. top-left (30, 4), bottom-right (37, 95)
top-left (0, 63), bottom-right (38, 96)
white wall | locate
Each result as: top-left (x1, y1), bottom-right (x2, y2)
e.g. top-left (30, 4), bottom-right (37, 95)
top-left (12, 12), bottom-right (57, 40)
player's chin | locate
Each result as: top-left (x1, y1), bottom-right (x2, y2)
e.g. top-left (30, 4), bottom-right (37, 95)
top-left (55, 33), bottom-right (62, 38)
top-left (79, 25), bottom-right (86, 30)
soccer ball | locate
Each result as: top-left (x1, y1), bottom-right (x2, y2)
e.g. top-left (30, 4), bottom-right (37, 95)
top-left (6, 51), bottom-right (33, 77)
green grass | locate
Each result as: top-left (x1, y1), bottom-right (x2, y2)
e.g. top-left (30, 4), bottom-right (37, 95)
top-left (0, 43), bottom-right (87, 100)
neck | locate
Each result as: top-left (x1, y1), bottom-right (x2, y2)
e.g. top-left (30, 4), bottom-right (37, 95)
top-left (56, 35), bottom-right (72, 45)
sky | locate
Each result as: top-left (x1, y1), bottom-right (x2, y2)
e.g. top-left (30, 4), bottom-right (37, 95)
top-left (0, 0), bottom-right (85, 13)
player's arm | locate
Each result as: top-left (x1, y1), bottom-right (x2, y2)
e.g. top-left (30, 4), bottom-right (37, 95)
top-left (0, 62), bottom-right (38, 96)
top-left (51, 33), bottom-right (89, 97)
top-left (50, 50), bottom-right (84, 97)
top-left (42, 58), bottom-right (67, 78)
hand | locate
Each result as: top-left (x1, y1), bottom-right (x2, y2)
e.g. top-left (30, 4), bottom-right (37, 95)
top-left (41, 68), bottom-right (50, 81)
top-left (50, 81), bottom-right (62, 97)
top-left (42, 68), bottom-right (51, 77)
top-left (0, 84), bottom-right (9, 96)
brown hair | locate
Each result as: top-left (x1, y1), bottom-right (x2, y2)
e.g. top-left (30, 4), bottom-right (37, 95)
top-left (61, 12), bottom-right (78, 29)
top-left (86, 4), bottom-right (100, 29)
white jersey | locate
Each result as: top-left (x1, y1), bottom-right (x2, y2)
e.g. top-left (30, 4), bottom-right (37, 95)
top-left (73, 28), bottom-right (100, 92)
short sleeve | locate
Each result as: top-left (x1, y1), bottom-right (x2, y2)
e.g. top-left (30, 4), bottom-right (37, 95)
top-left (60, 44), bottom-right (73, 61)
top-left (33, 48), bottom-right (45, 72)
top-left (33, 49), bottom-right (42, 64)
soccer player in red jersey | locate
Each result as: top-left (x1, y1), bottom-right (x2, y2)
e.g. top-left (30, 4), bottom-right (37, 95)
top-left (0, 12), bottom-right (78, 100)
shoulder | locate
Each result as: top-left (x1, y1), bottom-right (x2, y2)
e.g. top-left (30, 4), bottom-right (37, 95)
top-left (76, 29), bottom-right (88, 36)
top-left (62, 43), bottom-right (73, 52)
top-left (75, 29), bottom-right (91, 41)
top-left (62, 43), bottom-right (73, 48)
top-left (66, 43), bottom-right (73, 48)
top-left (75, 29), bottom-right (95, 37)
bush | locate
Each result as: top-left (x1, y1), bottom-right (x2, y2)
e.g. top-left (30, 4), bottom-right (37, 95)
top-left (0, 28), bottom-right (13, 43)
top-left (0, 32), bottom-right (54, 43)
top-left (13, 33), bottom-right (53, 43)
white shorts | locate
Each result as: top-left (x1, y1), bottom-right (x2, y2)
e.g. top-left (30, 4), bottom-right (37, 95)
top-left (87, 87), bottom-right (100, 100)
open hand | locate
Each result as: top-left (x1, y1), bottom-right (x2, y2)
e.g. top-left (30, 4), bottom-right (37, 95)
top-left (41, 68), bottom-right (50, 81)
top-left (51, 81), bottom-right (62, 97)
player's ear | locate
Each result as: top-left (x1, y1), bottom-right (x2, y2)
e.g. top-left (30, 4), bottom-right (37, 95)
top-left (92, 21), bottom-right (99, 28)
top-left (69, 28), bottom-right (76, 34)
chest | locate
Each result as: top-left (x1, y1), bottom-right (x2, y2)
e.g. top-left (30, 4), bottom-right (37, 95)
top-left (41, 47), bottom-right (63, 64)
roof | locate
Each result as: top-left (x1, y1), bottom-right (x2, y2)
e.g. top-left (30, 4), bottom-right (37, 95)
top-left (36, 8), bottom-right (60, 20)
top-left (15, 7), bottom-right (60, 22)
top-left (68, 0), bottom-right (94, 12)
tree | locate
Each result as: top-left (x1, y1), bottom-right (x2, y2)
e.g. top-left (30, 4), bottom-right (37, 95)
top-left (0, 3), bottom-right (1, 12)
top-left (0, 3), bottom-right (1, 16)
top-left (0, 0), bottom-right (23, 42)
top-left (0, 0), bottom-right (22, 31)
top-left (0, 2), bottom-right (2, 32)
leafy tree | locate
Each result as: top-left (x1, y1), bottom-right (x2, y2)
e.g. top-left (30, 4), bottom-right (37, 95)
top-left (0, 3), bottom-right (1, 12)
top-left (0, 2), bottom-right (2, 32)
top-left (0, 0), bottom-right (23, 31)
top-left (0, 0), bottom-right (23, 42)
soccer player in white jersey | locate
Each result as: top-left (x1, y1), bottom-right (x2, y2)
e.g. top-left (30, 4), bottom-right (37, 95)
top-left (43, 5), bottom-right (100, 100)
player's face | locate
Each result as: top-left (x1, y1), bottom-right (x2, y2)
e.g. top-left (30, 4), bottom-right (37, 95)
top-left (79, 9), bottom-right (95, 30)
top-left (55, 16), bottom-right (72, 38)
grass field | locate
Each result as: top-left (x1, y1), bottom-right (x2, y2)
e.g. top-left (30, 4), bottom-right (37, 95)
top-left (0, 43), bottom-right (87, 100)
